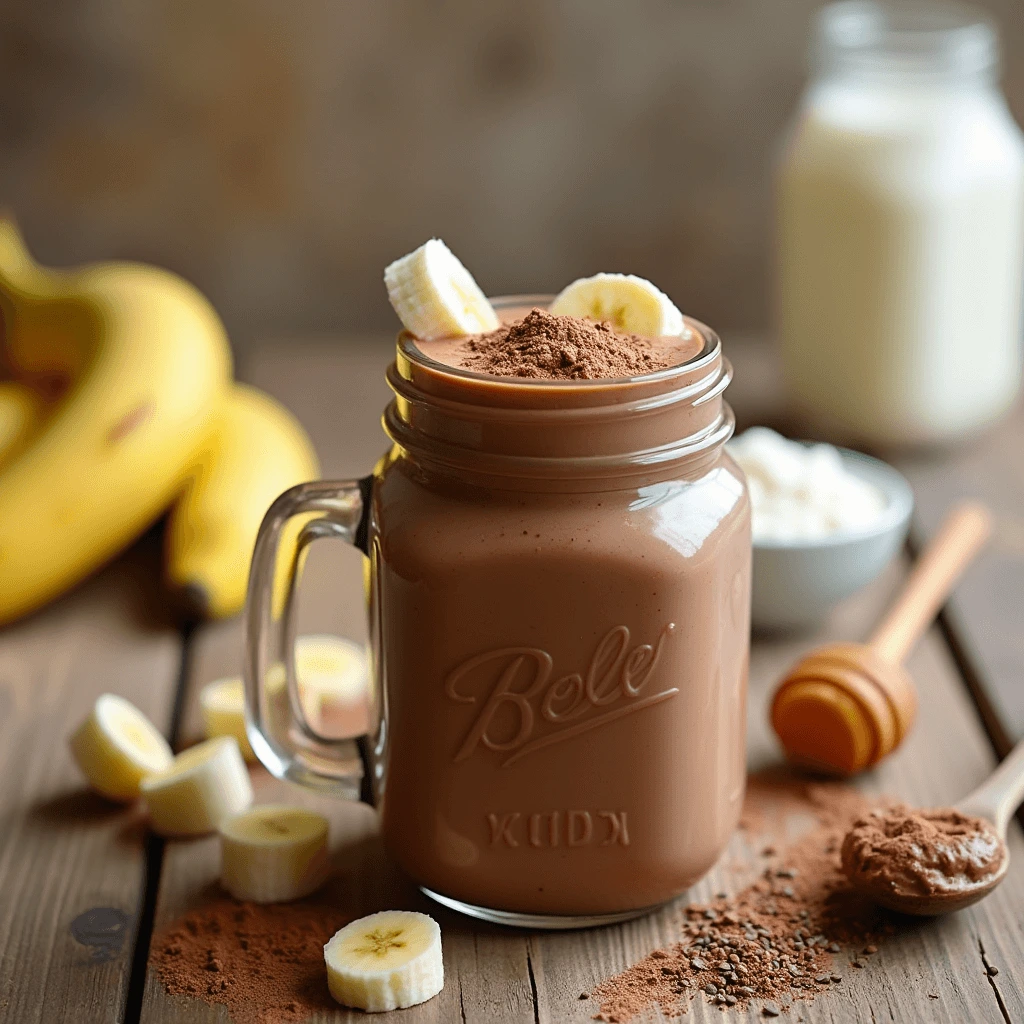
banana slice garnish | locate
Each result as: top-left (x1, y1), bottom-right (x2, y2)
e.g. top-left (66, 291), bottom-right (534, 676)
top-left (220, 804), bottom-right (330, 903)
top-left (324, 910), bottom-right (444, 1012)
top-left (69, 693), bottom-right (174, 802)
top-left (141, 736), bottom-right (253, 836)
top-left (550, 272), bottom-right (686, 337)
top-left (384, 238), bottom-right (498, 339)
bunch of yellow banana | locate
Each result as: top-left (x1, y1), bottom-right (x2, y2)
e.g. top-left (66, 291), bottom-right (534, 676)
top-left (0, 218), bottom-right (319, 624)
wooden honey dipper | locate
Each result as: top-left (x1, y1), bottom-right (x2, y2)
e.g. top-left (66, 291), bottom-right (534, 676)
top-left (771, 501), bottom-right (992, 776)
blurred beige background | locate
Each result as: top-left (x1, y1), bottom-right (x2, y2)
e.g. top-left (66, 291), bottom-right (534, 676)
top-left (1, 0), bottom-right (1023, 347)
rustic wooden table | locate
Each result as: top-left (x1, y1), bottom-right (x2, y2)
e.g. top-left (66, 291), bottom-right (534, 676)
top-left (2, 337), bottom-right (1022, 1024)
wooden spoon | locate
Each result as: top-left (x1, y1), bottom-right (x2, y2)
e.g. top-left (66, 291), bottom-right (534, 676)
top-left (844, 737), bottom-right (1024, 915)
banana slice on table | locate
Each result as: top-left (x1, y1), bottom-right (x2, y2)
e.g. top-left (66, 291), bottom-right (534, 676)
top-left (324, 910), bottom-right (444, 1012)
top-left (550, 273), bottom-right (686, 337)
top-left (199, 637), bottom-right (368, 756)
top-left (69, 694), bottom-right (174, 801)
top-left (199, 678), bottom-right (256, 761)
top-left (384, 238), bottom-right (499, 339)
top-left (220, 804), bottom-right (330, 903)
top-left (141, 736), bottom-right (252, 836)
top-left (296, 634), bottom-right (369, 709)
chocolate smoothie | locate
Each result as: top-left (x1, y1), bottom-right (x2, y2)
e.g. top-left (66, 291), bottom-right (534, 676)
top-left (366, 299), bottom-right (751, 919)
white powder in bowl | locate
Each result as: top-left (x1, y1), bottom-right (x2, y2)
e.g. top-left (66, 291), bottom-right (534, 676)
top-left (728, 427), bottom-right (887, 544)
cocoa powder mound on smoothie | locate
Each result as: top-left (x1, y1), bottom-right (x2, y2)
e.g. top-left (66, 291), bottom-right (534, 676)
top-left (151, 896), bottom-right (351, 1024)
top-left (461, 308), bottom-right (670, 379)
top-left (591, 772), bottom-right (900, 1021)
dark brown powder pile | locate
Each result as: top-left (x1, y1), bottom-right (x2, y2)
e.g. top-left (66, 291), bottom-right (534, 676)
top-left (592, 772), bottom-right (898, 1021)
top-left (842, 806), bottom-right (1006, 897)
top-left (461, 308), bottom-right (668, 379)
top-left (151, 896), bottom-right (351, 1024)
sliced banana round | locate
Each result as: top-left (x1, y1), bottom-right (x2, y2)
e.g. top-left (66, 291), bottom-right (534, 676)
top-left (199, 638), bottom-right (367, 756)
top-left (384, 238), bottom-right (499, 339)
top-left (220, 804), bottom-right (330, 903)
top-left (325, 910), bottom-right (444, 1012)
top-left (550, 273), bottom-right (686, 337)
top-left (141, 736), bottom-right (253, 836)
top-left (69, 693), bottom-right (174, 802)
top-left (296, 634), bottom-right (369, 708)
top-left (199, 677), bottom-right (256, 761)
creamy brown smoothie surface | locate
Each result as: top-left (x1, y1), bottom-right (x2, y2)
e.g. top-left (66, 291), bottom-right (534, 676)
top-left (416, 307), bottom-right (701, 380)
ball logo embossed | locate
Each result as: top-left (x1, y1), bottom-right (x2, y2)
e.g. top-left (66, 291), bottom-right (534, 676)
top-left (445, 623), bottom-right (678, 767)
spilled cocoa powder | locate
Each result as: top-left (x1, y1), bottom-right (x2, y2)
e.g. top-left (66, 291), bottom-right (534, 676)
top-left (461, 308), bottom-right (671, 379)
top-left (151, 896), bottom-right (351, 1024)
top-left (148, 772), bottom-right (921, 1022)
top-left (591, 771), bottom-right (899, 1021)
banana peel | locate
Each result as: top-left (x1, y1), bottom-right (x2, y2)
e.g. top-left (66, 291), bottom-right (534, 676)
top-left (166, 383), bottom-right (319, 619)
top-left (0, 219), bottom-right (320, 625)
top-left (0, 381), bottom-right (44, 471)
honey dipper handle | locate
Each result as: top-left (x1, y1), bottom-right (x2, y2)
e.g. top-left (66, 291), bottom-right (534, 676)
top-left (869, 502), bottom-right (993, 665)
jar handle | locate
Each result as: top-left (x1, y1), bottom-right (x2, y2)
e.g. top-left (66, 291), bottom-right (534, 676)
top-left (243, 477), bottom-right (376, 802)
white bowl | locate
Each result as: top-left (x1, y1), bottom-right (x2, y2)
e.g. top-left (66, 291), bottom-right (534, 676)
top-left (750, 449), bottom-right (914, 632)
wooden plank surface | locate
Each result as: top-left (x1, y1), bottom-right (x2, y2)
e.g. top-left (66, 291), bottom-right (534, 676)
top-left (894, 402), bottom-right (1024, 754)
top-left (0, 533), bottom-right (183, 1024)
top-left (138, 338), bottom-right (1024, 1024)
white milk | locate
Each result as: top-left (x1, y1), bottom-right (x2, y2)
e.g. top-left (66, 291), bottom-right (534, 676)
top-left (776, 1), bottom-right (1024, 445)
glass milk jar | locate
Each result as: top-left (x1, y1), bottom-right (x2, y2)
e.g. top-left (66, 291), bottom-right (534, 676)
top-left (776, 0), bottom-right (1024, 446)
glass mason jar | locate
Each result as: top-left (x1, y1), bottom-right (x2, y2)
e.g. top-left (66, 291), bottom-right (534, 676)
top-left (776, 0), bottom-right (1024, 446)
top-left (244, 297), bottom-right (751, 928)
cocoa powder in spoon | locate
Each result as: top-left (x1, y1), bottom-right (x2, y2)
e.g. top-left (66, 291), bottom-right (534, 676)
top-left (842, 806), bottom-right (1005, 897)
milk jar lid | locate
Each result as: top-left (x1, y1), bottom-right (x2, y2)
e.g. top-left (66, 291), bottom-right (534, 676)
top-left (812, 0), bottom-right (999, 82)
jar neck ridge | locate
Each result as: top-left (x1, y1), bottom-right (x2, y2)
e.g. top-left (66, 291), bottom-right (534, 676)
top-left (383, 308), bottom-right (734, 492)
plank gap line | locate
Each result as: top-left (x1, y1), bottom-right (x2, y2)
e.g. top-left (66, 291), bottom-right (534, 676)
top-left (121, 620), bottom-right (197, 1024)
top-left (525, 940), bottom-right (540, 1024)
top-left (935, 606), bottom-right (1015, 758)
top-left (978, 936), bottom-right (1013, 1024)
